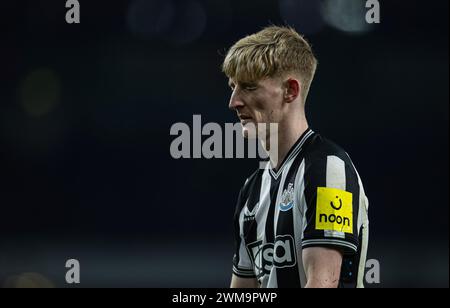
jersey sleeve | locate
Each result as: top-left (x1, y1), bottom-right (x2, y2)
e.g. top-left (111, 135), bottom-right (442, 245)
top-left (301, 155), bottom-right (360, 254)
top-left (232, 185), bottom-right (256, 278)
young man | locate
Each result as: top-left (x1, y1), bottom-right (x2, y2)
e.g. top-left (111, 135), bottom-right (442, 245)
top-left (222, 26), bottom-right (369, 288)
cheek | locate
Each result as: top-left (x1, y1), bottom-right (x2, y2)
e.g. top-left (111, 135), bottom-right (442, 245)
top-left (255, 92), bottom-right (283, 118)
top-left (252, 93), bottom-right (275, 110)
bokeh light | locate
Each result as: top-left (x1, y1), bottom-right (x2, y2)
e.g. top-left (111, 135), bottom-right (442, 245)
top-left (3, 273), bottom-right (55, 288)
top-left (321, 0), bottom-right (373, 34)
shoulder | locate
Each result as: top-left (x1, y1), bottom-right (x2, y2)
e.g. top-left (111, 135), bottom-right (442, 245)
top-left (239, 168), bottom-right (263, 199)
top-left (300, 133), bottom-right (360, 187)
top-left (303, 133), bottom-right (356, 172)
top-left (233, 167), bottom-right (265, 219)
top-left (305, 134), bottom-right (351, 163)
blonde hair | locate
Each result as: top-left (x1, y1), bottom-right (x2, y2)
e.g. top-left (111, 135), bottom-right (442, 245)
top-left (222, 26), bottom-right (318, 103)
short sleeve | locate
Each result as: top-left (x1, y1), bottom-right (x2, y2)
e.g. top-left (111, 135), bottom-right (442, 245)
top-left (301, 155), bottom-right (360, 254)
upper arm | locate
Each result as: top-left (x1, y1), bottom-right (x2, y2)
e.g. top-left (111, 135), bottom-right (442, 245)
top-left (302, 246), bottom-right (343, 288)
top-left (300, 154), bottom-right (361, 287)
top-left (302, 155), bottom-right (360, 254)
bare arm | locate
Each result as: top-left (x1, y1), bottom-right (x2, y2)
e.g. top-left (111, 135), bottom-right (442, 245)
top-left (230, 274), bottom-right (259, 288)
top-left (302, 247), bottom-right (343, 288)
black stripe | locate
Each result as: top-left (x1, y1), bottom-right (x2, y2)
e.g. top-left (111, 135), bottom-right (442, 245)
top-left (338, 160), bottom-right (361, 287)
top-left (242, 172), bottom-right (262, 245)
top-left (233, 170), bottom-right (261, 270)
top-left (303, 154), bottom-right (327, 238)
top-left (275, 154), bottom-right (303, 287)
top-left (264, 177), bottom-right (278, 244)
top-left (345, 162), bottom-right (360, 243)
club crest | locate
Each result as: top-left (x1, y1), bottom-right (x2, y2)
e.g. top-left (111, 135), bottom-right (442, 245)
top-left (279, 183), bottom-right (294, 211)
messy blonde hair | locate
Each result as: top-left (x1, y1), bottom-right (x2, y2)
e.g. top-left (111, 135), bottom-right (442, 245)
top-left (222, 26), bottom-right (318, 103)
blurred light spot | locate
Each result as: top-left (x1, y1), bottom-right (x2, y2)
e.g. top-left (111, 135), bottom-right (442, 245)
top-left (3, 273), bottom-right (55, 288)
top-left (321, 0), bottom-right (372, 34)
top-left (19, 68), bottom-right (61, 117)
top-left (165, 0), bottom-right (207, 46)
top-left (279, 0), bottom-right (325, 35)
top-left (127, 0), bottom-right (175, 39)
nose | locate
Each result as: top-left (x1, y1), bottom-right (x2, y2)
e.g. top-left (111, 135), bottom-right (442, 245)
top-left (228, 90), bottom-right (245, 111)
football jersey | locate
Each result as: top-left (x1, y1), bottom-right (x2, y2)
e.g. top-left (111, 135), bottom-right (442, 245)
top-left (232, 128), bottom-right (369, 288)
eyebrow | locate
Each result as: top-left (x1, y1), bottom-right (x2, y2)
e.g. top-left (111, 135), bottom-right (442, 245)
top-left (228, 80), bottom-right (257, 88)
top-left (240, 82), bottom-right (257, 88)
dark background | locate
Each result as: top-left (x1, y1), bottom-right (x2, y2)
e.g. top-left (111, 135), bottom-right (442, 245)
top-left (0, 0), bottom-right (448, 287)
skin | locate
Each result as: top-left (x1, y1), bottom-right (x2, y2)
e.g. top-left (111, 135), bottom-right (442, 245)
top-left (228, 75), bottom-right (343, 288)
top-left (228, 76), bottom-right (308, 170)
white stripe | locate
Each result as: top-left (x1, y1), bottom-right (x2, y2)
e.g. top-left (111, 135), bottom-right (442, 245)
top-left (302, 239), bottom-right (357, 252)
top-left (326, 155), bottom-right (346, 190)
top-left (357, 168), bottom-right (369, 233)
top-left (324, 230), bottom-right (345, 239)
top-left (233, 265), bottom-right (255, 277)
top-left (267, 266), bottom-right (278, 288)
top-left (357, 223), bottom-right (369, 288)
top-left (324, 155), bottom-right (347, 242)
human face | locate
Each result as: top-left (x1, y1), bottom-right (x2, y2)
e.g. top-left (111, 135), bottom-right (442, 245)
top-left (228, 77), bottom-right (284, 138)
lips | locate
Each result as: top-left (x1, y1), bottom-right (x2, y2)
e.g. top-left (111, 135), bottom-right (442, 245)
top-left (239, 118), bottom-right (253, 126)
top-left (238, 114), bottom-right (252, 121)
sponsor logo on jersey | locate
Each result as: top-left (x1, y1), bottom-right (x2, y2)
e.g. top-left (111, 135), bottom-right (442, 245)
top-left (247, 235), bottom-right (296, 278)
top-left (279, 183), bottom-right (294, 211)
top-left (315, 187), bottom-right (353, 234)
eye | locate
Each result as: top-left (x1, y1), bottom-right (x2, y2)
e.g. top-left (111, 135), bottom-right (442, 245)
top-left (244, 86), bottom-right (257, 91)
top-left (242, 83), bottom-right (257, 91)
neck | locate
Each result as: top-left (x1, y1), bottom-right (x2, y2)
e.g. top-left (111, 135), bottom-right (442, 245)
top-left (260, 115), bottom-right (309, 171)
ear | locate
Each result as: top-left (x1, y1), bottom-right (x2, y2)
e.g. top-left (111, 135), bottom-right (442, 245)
top-left (283, 78), bottom-right (301, 103)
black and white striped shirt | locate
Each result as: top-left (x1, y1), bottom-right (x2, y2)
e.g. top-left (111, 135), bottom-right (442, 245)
top-left (232, 128), bottom-right (369, 288)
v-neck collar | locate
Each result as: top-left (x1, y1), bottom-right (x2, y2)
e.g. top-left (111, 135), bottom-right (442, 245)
top-left (268, 128), bottom-right (314, 180)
